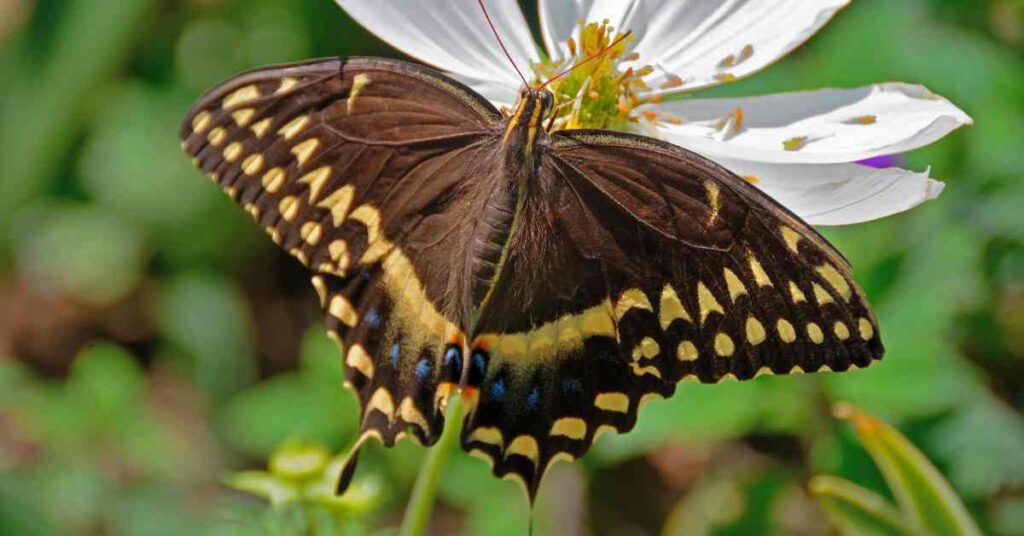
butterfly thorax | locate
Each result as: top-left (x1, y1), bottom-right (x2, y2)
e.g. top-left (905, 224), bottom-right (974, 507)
top-left (464, 90), bottom-right (554, 318)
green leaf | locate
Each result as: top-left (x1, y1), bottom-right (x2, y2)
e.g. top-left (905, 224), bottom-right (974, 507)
top-left (12, 203), bottom-right (148, 306)
top-left (835, 404), bottom-right (982, 536)
top-left (66, 343), bottom-right (145, 428)
top-left (217, 371), bottom-right (357, 458)
top-left (157, 273), bottom-right (257, 401)
top-left (809, 475), bottom-right (922, 536)
top-left (926, 396), bottom-right (1024, 499)
top-left (224, 471), bottom-right (300, 507)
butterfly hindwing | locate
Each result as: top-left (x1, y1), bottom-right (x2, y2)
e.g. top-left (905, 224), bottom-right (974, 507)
top-left (461, 130), bottom-right (882, 498)
top-left (180, 57), bottom-right (504, 463)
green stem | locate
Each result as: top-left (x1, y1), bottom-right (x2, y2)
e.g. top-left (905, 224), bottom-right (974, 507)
top-left (399, 395), bottom-right (463, 536)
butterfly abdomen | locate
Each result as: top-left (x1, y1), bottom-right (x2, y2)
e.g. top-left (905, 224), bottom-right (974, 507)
top-left (467, 178), bottom-right (519, 310)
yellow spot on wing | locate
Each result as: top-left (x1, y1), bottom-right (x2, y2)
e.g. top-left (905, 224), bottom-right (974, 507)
top-left (348, 73), bottom-right (372, 113)
top-left (638, 337), bottom-right (660, 359)
top-left (614, 288), bottom-right (653, 321)
top-left (318, 185), bottom-right (356, 226)
top-left (223, 85), bottom-right (259, 109)
top-left (550, 418), bottom-right (586, 440)
top-left (697, 282), bottom-right (725, 325)
top-left (328, 240), bottom-right (349, 265)
top-left (250, 118), bottom-right (272, 138)
top-left (749, 254), bottom-right (773, 287)
top-left (813, 283), bottom-right (834, 305)
top-left (310, 276), bottom-right (327, 305)
top-left (677, 340), bottom-right (698, 361)
top-left (704, 181), bottom-right (721, 225)
top-left (780, 226), bottom-right (802, 253)
top-left (789, 281), bottom-right (807, 303)
top-left (350, 205), bottom-right (381, 243)
top-left (858, 317), bottom-right (874, 340)
top-left (659, 284), bottom-right (691, 329)
top-left (242, 154), bottom-right (264, 176)
top-left (816, 263), bottom-right (852, 301)
top-left (777, 318), bottom-right (797, 343)
top-left (278, 115), bottom-right (311, 141)
top-left (714, 332), bottom-right (735, 357)
top-left (278, 195), bottom-right (300, 221)
top-left (506, 435), bottom-right (540, 465)
top-left (834, 321), bottom-right (850, 340)
top-left (345, 344), bottom-right (373, 379)
top-left (365, 387), bottom-right (395, 422)
top-left (630, 362), bottom-right (663, 379)
top-left (207, 127), bottom-right (227, 147)
top-left (301, 222), bottom-right (323, 246)
top-left (262, 167), bottom-right (286, 193)
top-left (231, 108), bottom-right (255, 127)
top-left (595, 392), bottom-right (629, 413)
top-left (290, 138), bottom-right (320, 166)
top-left (723, 268), bottom-right (747, 301)
top-left (329, 294), bottom-right (358, 327)
top-left (223, 141), bottom-right (243, 162)
top-left (581, 301), bottom-right (616, 337)
top-left (298, 166), bottom-right (332, 204)
top-left (191, 111), bottom-right (212, 133)
top-left (398, 397), bottom-right (431, 434)
top-left (746, 317), bottom-right (766, 345)
top-left (807, 322), bottom-right (824, 344)
top-left (276, 77), bottom-right (298, 95)
top-left (469, 427), bottom-right (504, 448)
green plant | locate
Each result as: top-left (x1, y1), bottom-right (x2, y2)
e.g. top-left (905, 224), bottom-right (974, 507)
top-left (811, 403), bottom-right (982, 536)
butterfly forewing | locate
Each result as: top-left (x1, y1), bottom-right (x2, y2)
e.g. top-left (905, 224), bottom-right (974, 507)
top-left (461, 130), bottom-right (882, 497)
top-left (180, 57), bottom-right (505, 460)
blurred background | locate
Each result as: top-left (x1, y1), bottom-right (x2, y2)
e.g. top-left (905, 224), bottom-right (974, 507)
top-left (1, 0), bottom-right (1023, 534)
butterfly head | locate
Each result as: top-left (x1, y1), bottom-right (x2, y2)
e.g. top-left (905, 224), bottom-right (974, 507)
top-left (503, 88), bottom-right (555, 153)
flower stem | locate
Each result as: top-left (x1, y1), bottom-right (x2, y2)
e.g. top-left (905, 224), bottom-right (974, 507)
top-left (399, 394), bottom-right (463, 536)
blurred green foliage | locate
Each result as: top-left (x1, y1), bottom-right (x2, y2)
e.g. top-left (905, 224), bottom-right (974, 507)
top-left (811, 404), bottom-right (981, 536)
top-left (1, 0), bottom-right (1023, 534)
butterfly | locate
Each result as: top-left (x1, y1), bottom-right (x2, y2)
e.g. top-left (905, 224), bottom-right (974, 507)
top-left (179, 55), bottom-right (882, 500)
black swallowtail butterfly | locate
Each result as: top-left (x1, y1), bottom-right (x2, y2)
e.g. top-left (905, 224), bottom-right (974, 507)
top-left (180, 55), bottom-right (882, 499)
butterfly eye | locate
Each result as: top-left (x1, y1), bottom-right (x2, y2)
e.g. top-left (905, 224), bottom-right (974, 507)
top-left (539, 91), bottom-right (554, 112)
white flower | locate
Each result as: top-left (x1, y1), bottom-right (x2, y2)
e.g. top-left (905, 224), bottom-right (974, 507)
top-left (335, 0), bottom-right (972, 225)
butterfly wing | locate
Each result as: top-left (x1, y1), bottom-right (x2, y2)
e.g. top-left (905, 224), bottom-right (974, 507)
top-left (462, 130), bottom-right (883, 497)
top-left (180, 57), bottom-right (503, 461)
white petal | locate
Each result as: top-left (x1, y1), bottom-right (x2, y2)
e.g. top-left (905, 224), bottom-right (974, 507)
top-left (449, 73), bottom-right (519, 109)
top-left (539, 0), bottom-right (636, 60)
top-left (539, 0), bottom-right (849, 92)
top-left (336, 0), bottom-right (537, 90)
top-left (655, 83), bottom-right (973, 164)
top-left (717, 158), bottom-right (945, 225)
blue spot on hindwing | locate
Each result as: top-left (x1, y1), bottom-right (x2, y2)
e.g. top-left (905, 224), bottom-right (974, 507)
top-left (526, 386), bottom-right (541, 411)
top-left (414, 358), bottom-right (431, 381)
top-left (489, 378), bottom-right (505, 401)
top-left (363, 309), bottom-right (382, 329)
top-left (390, 343), bottom-right (400, 367)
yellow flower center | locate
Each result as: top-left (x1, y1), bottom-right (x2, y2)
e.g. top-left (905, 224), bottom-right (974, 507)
top-left (532, 21), bottom-right (677, 132)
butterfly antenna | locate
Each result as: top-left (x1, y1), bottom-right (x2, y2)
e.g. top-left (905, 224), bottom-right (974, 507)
top-left (476, 0), bottom-right (529, 88)
top-left (539, 30), bottom-right (633, 90)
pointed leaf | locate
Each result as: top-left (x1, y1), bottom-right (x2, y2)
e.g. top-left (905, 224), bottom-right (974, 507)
top-left (809, 475), bottom-right (922, 536)
top-left (835, 404), bottom-right (982, 536)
